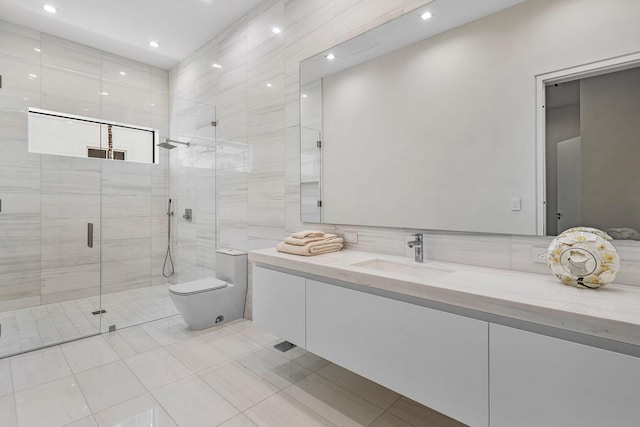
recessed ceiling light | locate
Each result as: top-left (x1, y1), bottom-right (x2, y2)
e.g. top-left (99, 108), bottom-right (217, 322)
top-left (212, 63), bottom-right (222, 69)
top-left (420, 11), bottom-right (433, 20)
top-left (301, 94), bottom-right (308, 98)
top-left (43, 4), bottom-right (57, 14)
top-left (119, 71), bottom-right (127, 76)
top-left (150, 103), bottom-right (155, 106)
top-left (34, 48), bottom-right (41, 53)
top-left (149, 41), bottom-right (160, 48)
top-left (28, 73), bottom-right (38, 79)
top-left (325, 53), bottom-right (336, 60)
top-left (99, 91), bottom-right (109, 96)
top-left (272, 27), bottom-right (282, 34)
top-left (266, 83), bottom-right (273, 87)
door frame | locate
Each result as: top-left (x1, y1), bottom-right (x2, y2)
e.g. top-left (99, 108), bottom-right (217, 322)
top-left (535, 51), bottom-right (640, 235)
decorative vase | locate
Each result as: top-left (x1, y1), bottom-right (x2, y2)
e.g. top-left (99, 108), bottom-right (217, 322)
top-left (546, 227), bottom-right (620, 289)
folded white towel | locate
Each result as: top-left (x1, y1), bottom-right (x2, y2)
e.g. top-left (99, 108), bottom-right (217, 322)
top-left (291, 230), bottom-right (326, 239)
top-left (284, 234), bottom-right (338, 246)
top-left (276, 238), bottom-right (344, 256)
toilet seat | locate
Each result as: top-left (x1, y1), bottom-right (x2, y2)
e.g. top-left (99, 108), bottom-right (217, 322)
top-left (169, 277), bottom-right (228, 296)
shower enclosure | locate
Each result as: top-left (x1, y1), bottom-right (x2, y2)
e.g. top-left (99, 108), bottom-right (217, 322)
top-left (0, 24), bottom-right (218, 358)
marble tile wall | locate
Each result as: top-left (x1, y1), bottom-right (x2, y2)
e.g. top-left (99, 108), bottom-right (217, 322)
top-left (171, 0), bottom-right (640, 317)
top-left (0, 20), bottom-right (170, 313)
top-left (170, 0), bottom-right (640, 316)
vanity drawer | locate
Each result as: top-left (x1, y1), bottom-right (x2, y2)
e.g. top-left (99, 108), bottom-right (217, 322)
top-left (252, 266), bottom-right (306, 347)
top-left (306, 279), bottom-right (489, 427)
top-left (490, 323), bottom-right (640, 427)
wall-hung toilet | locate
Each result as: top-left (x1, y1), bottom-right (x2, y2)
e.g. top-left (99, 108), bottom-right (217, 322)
top-left (169, 249), bottom-right (247, 330)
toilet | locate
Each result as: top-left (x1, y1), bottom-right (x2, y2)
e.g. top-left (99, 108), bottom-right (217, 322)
top-left (169, 249), bottom-right (248, 330)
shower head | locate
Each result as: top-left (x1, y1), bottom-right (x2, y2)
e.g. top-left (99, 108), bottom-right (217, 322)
top-left (157, 138), bottom-right (190, 149)
top-left (157, 142), bottom-right (177, 150)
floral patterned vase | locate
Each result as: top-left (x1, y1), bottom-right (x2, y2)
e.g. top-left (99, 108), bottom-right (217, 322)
top-left (547, 227), bottom-right (620, 289)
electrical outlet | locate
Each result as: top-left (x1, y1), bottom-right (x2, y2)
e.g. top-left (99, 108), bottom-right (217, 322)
top-left (343, 231), bottom-right (358, 244)
top-left (531, 247), bottom-right (548, 264)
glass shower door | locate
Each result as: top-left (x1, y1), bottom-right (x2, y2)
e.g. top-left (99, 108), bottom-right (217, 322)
top-left (0, 38), bottom-right (103, 356)
top-left (0, 152), bottom-right (103, 358)
top-left (39, 154), bottom-right (104, 340)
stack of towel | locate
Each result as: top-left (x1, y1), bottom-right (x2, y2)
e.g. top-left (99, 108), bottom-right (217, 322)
top-left (276, 230), bottom-right (344, 256)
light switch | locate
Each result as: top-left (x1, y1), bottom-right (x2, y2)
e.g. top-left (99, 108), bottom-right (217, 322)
top-left (511, 197), bottom-right (521, 211)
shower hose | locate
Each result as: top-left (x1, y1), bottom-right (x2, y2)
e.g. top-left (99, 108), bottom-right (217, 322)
top-left (162, 198), bottom-right (175, 278)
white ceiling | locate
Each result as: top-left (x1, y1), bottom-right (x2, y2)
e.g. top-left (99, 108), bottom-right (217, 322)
top-left (0, 0), bottom-right (264, 69)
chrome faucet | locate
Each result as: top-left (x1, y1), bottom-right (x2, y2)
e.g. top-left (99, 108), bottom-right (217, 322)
top-left (407, 233), bottom-right (423, 263)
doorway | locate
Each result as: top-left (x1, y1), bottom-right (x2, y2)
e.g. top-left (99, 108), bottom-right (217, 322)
top-left (537, 53), bottom-right (640, 237)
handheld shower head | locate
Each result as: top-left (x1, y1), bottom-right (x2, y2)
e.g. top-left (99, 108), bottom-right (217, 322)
top-left (167, 198), bottom-right (173, 216)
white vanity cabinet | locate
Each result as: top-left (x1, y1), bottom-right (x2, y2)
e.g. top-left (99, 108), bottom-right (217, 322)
top-left (490, 324), bottom-right (640, 427)
top-left (252, 266), bottom-right (306, 347)
top-left (306, 278), bottom-right (489, 427)
top-left (250, 249), bottom-right (640, 427)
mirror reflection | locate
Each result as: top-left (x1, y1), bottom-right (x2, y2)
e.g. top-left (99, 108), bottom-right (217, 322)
top-left (299, 0), bottom-right (640, 240)
top-left (300, 79), bottom-right (323, 222)
top-left (545, 66), bottom-right (640, 240)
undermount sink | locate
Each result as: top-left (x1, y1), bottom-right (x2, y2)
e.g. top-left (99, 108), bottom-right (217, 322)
top-left (352, 258), bottom-right (454, 281)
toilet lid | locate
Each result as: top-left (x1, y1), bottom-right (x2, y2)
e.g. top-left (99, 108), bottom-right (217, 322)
top-left (169, 277), bottom-right (228, 295)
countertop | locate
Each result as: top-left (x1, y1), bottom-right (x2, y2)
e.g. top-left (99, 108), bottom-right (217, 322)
top-left (249, 248), bottom-right (640, 347)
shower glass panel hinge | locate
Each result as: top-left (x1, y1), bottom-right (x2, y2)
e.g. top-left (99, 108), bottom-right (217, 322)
top-left (91, 309), bottom-right (107, 315)
top-left (317, 200), bottom-right (322, 208)
top-left (211, 121), bottom-right (217, 127)
top-left (317, 140), bottom-right (322, 148)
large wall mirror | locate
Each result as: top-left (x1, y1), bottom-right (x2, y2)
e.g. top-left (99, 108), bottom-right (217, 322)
top-left (299, 0), bottom-right (640, 240)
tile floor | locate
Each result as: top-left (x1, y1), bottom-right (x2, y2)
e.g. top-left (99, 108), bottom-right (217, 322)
top-left (0, 285), bottom-right (178, 358)
top-left (0, 315), bottom-right (465, 426)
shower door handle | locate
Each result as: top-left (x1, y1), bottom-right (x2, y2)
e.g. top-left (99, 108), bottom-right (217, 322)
top-left (87, 223), bottom-right (94, 248)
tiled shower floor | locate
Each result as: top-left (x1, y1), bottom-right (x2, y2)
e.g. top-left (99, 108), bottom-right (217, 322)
top-left (0, 285), bottom-right (178, 358)
top-left (0, 316), bottom-right (465, 426)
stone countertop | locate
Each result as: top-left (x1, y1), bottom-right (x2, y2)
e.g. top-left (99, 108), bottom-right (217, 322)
top-left (249, 248), bottom-right (640, 347)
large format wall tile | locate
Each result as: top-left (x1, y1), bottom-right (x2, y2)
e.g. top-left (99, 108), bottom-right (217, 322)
top-left (0, 54), bottom-right (40, 95)
top-left (0, 270), bottom-right (40, 310)
top-left (0, 19), bottom-right (169, 317)
top-left (0, 111), bottom-right (30, 141)
top-left (0, 20), bottom-right (40, 61)
top-left (0, 166), bottom-right (40, 193)
top-left (41, 169), bottom-right (101, 195)
top-left (101, 238), bottom-right (152, 294)
top-left (40, 34), bottom-right (101, 77)
top-left (41, 264), bottom-right (101, 304)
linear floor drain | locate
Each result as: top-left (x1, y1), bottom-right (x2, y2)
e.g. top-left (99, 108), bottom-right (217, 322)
top-left (91, 309), bottom-right (107, 315)
top-left (274, 341), bottom-right (296, 352)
